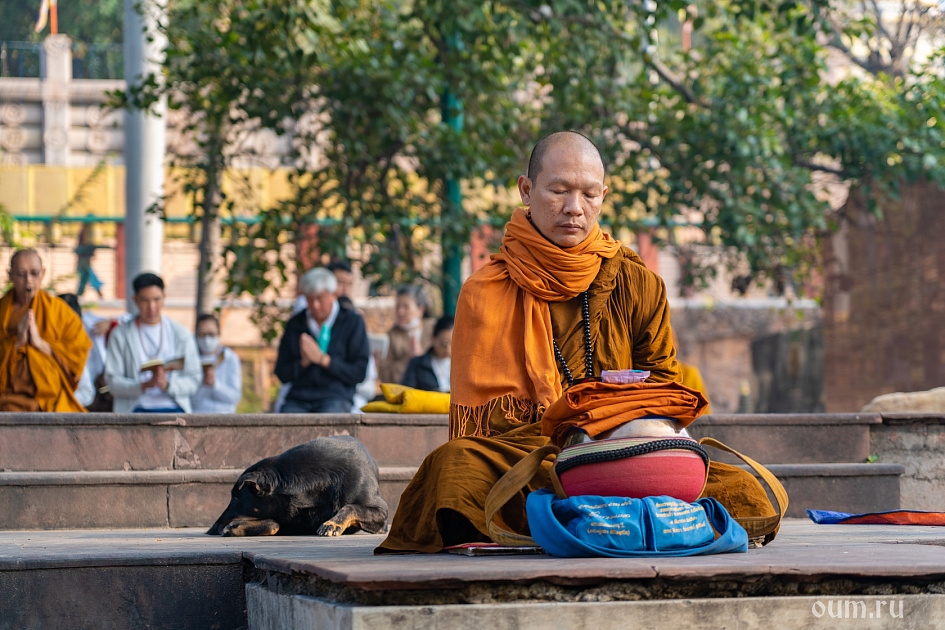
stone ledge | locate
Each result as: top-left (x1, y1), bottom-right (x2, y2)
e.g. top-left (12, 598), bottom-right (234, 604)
top-left (758, 463), bottom-right (904, 478)
top-left (0, 412), bottom-right (448, 427)
top-left (0, 467), bottom-right (418, 486)
top-left (697, 413), bottom-right (881, 426)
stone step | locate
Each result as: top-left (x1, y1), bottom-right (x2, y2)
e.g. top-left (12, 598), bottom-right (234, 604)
top-left (0, 460), bottom-right (903, 529)
top-left (753, 463), bottom-right (903, 518)
top-left (0, 467), bottom-right (416, 530)
top-left (689, 413), bottom-right (880, 464)
top-left (0, 412), bottom-right (448, 472)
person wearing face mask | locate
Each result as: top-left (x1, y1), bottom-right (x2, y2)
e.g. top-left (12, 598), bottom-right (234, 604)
top-left (377, 284), bottom-right (434, 385)
top-left (191, 313), bottom-right (242, 414)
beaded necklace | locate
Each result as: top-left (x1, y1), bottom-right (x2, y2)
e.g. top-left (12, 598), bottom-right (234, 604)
top-left (552, 291), bottom-right (594, 386)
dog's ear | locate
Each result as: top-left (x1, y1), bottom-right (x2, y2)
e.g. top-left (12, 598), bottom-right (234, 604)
top-left (238, 472), bottom-right (274, 496)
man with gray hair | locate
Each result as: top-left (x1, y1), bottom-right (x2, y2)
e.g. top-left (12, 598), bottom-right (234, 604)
top-left (275, 267), bottom-right (370, 413)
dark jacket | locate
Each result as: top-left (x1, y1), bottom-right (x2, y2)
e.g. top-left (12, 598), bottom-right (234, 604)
top-left (401, 350), bottom-right (443, 392)
top-left (275, 306), bottom-right (370, 405)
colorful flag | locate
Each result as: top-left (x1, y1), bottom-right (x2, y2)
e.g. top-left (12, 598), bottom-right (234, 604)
top-left (34, 0), bottom-right (57, 35)
top-left (34, 0), bottom-right (49, 33)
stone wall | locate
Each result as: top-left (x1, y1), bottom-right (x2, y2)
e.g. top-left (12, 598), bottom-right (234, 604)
top-left (823, 180), bottom-right (945, 412)
top-left (673, 303), bottom-right (822, 414)
top-left (870, 415), bottom-right (945, 511)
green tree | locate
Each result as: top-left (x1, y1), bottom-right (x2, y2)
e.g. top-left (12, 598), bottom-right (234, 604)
top-left (129, 0), bottom-right (943, 337)
top-left (114, 0), bottom-right (335, 320)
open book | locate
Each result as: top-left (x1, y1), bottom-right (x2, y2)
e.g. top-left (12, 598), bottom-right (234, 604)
top-left (140, 356), bottom-right (185, 373)
top-left (201, 353), bottom-right (225, 368)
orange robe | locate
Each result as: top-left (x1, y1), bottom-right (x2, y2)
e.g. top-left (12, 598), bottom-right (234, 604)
top-left (376, 209), bottom-right (680, 553)
top-left (0, 290), bottom-right (90, 412)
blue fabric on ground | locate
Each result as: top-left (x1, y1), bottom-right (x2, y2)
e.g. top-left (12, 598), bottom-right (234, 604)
top-left (526, 490), bottom-right (748, 558)
top-left (807, 508), bottom-right (945, 525)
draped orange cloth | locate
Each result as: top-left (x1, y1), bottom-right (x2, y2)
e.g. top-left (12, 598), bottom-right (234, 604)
top-left (0, 289), bottom-right (90, 412)
top-left (449, 206), bottom-right (621, 438)
top-left (541, 380), bottom-right (709, 448)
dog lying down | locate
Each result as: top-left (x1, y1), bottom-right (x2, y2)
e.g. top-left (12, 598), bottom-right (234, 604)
top-left (207, 436), bottom-right (389, 537)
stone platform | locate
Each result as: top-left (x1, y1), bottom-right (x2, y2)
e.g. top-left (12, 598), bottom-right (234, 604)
top-left (4, 520), bottom-right (945, 629)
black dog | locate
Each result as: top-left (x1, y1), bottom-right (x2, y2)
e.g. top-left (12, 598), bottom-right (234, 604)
top-left (207, 436), bottom-right (389, 537)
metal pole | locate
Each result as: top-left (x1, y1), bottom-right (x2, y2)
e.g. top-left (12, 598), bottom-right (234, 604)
top-left (440, 33), bottom-right (464, 317)
top-left (123, 0), bottom-right (166, 310)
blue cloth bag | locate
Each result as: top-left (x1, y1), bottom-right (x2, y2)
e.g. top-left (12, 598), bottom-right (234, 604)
top-left (526, 490), bottom-right (748, 558)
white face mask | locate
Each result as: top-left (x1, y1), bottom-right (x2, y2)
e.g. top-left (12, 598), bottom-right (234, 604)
top-left (197, 335), bottom-right (220, 354)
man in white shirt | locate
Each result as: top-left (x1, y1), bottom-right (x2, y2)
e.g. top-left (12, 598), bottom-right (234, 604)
top-left (104, 273), bottom-right (202, 413)
top-left (191, 313), bottom-right (242, 413)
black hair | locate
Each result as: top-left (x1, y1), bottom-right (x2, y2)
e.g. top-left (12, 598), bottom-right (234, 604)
top-left (132, 272), bottom-right (164, 294)
top-left (433, 315), bottom-right (454, 337)
top-left (526, 130), bottom-right (604, 182)
top-left (327, 260), bottom-right (352, 274)
top-left (58, 293), bottom-right (81, 317)
top-left (196, 313), bottom-right (219, 329)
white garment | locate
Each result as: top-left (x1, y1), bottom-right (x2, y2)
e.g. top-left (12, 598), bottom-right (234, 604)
top-left (76, 311), bottom-right (131, 406)
top-left (431, 356), bottom-right (451, 393)
top-left (134, 320), bottom-right (180, 409)
top-left (104, 317), bottom-right (202, 413)
top-left (191, 347), bottom-right (242, 414)
top-left (351, 354), bottom-right (378, 412)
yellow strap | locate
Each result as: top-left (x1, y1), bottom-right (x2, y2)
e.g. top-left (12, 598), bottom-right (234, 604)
top-left (698, 437), bottom-right (789, 539)
top-left (484, 445), bottom-right (560, 547)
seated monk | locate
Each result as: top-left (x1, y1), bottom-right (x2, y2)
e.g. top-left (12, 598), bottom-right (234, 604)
top-left (0, 249), bottom-right (90, 412)
top-left (375, 131), bottom-right (680, 554)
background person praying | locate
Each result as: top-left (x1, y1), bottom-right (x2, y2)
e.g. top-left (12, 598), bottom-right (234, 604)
top-left (377, 284), bottom-right (434, 384)
top-left (0, 249), bottom-right (90, 412)
top-left (275, 267), bottom-right (370, 413)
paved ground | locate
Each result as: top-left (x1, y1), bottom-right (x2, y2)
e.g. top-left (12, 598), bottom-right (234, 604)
top-left (4, 518), bottom-right (945, 592)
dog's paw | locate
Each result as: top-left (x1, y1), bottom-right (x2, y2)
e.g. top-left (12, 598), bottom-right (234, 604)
top-left (317, 520), bottom-right (345, 536)
top-left (221, 523), bottom-right (240, 537)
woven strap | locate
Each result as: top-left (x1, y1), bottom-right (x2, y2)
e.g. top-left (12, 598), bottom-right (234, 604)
top-left (554, 438), bottom-right (709, 475)
top-left (485, 445), bottom-right (561, 547)
top-left (698, 437), bottom-right (789, 539)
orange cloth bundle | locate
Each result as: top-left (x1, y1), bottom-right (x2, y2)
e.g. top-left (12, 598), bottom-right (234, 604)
top-left (541, 380), bottom-right (709, 448)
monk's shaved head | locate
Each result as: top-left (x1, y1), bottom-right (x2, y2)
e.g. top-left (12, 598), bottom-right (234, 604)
top-left (526, 131), bottom-right (604, 183)
top-left (518, 130), bottom-right (609, 248)
top-left (10, 248), bottom-right (43, 271)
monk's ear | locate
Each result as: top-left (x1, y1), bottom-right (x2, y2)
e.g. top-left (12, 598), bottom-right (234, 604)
top-left (517, 175), bottom-right (532, 207)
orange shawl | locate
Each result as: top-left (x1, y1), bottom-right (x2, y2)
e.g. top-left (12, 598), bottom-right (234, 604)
top-left (541, 380), bottom-right (710, 447)
top-left (0, 289), bottom-right (90, 412)
top-left (450, 207), bottom-right (621, 437)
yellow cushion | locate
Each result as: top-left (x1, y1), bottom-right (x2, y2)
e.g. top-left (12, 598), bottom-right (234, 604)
top-left (400, 389), bottom-right (450, 414)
